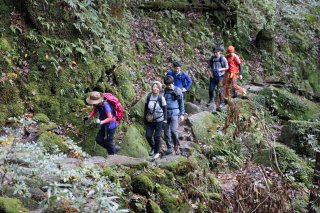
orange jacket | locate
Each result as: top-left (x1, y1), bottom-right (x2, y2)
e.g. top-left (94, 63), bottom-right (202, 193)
top-left (226, 54), bottom-right (241, 73)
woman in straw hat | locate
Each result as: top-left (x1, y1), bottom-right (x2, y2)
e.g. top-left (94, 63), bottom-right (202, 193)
top-left (84, 91), bottom-right (118, 155)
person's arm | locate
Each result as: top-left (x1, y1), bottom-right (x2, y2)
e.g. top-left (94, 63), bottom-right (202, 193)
top-left (239, 64), bottom-right (243, 77)
top-left (219, 57), bottom-right (229, 72)
top-left (100, 112), bottom-right (113, 124)
top-left (178, 89), bottom-right (185, 116)
top-left (88, 108), bottom-right (98, 119)
top-left (184, 73), bottom-right (192, 91)
top-left (207, 57), bottom-right (213, 78)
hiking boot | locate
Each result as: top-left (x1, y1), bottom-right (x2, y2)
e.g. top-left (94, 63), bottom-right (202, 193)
top-left (165, 148), bottom-right (173, 155)
top-left (153, 153), bottom-right (160, 159)
top-left (149, 148), bottom-right (154, 156)
top-left (174, 146), bottom-right (181, 155)
top-left (206, 100), bottom-right (213, 107)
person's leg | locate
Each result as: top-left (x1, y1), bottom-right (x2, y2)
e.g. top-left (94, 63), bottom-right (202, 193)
top-left (96, 126), bottom-right (106, 148)
top-left (208, 77), bottom-right (214, 103)
top-left (232, 73), bottom-right (245, 95)
top-left (153, 121), bottom-right (163, 155)
top-left (104, 128), bottom-right (116, 155)
top-left (170, 116), bottom-right (180, 154)
top-left (164, 117), bottom-right (173, 154)
top-left (145, 123), bottom-right (155, 153)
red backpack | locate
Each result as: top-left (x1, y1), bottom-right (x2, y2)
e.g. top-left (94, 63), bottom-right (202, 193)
top-left (103, 93), bottom-right (124, 123)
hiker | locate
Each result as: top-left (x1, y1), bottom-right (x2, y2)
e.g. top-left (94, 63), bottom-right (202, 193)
top-left (166, 61), bottom-right (192, 96)
top-left (84, 91), bottom-right (118, 155)
top-left (207, 46), bottom-right (229, 112)
top-left (144, 81), bottom-right (167, 159)
top-left (163, 75), bottom-right (185, 155)
top-left (224, 45), bottom-right (246, 99)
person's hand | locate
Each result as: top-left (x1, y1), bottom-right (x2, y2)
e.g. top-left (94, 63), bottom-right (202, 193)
top-left (239, 75), bottom-right (243, 80)
top-left (83, 116), bottom-right (89, 121)
top-left (181, 88), bottom-right (187, 92)
top-left (179, 115), bottom-right (185, 122)
top-left (95, 119), bottom-right (101, 124)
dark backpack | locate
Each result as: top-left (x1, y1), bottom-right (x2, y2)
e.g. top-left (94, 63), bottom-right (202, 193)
top-left (211, 56), bottom-right (224, 78)
top-left (164, 87), bottom-right (181, 101)
top-left (103, 93), bottom-right (124, 122)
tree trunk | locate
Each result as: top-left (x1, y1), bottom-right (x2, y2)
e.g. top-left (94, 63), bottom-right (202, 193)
top-left (308, 131), bottom-right (320, 213)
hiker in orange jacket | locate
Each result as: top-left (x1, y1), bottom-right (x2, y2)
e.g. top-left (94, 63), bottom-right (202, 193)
top-left (224, 45), bottom-right (246, 99)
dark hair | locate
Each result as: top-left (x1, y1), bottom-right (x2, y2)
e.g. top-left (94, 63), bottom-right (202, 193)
top-left (212, 46), bottom-right (223, 52)
top-left (172, 61), bottom-right (181, 67)
top-left (164, 75), bottom-right (174, 85)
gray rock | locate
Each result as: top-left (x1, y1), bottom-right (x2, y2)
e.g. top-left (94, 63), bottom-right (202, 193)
top-left (185, 102), bottom-right (202, 114)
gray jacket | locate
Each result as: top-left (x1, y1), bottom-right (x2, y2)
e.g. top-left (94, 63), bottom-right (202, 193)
top-left (164, 86), bottom-right (185, 118)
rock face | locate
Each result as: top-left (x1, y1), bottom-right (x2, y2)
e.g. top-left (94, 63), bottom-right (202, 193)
top-left (187, 111), bottom-right (217, 142)
top-left (185, 102), bottom-right (202, 114)
top-left (279, 120), bottom-right (320, 157)
top-left (118, 126), bottom-right (149, 158)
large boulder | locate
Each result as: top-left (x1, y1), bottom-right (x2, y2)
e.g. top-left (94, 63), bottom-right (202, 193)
top-left (187, 111), bottom-right (217, 142)
top-left (118, 126), bottom-right (149, 158)
top-left (130, 94), bottom-right (148, 122)
top-left (279, 120), bottom-right (320, 157)
top-left (184, 102), bottom-right (201, 114)
top-left (0, 197), bottom-right (29, 213)
top-left (258, 86), bottom-right (320, 121)
top-left (253, 143), bottom-right (313, 185)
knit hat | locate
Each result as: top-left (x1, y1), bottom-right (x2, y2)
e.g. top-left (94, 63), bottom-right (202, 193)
top-left (152, 81), bottom-right (162, 90)
top-left (227, 45), bottom-right (235, 53)
top-left (86, 91), bottom-right (104, 105)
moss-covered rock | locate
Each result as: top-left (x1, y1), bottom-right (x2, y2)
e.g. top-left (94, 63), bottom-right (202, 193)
top-left (0, 105), bottom-right (9, 126)
top-left (0, 197), bottom-right (29, 213)
top-left (131, 173), bottom-right (155, 196)
top-left (114, 66), bottom-right (136, 104)
top-left (101, 166), bottom-right (120, 186)
top-left (187, 111), bottom-right (217, 142)
top-left (33, 113), bottom-right (50, 123)
top-left (160, 196), bottom-right (178, 213)
top-left (130, 94), bottom-right (147, 122)
top-left (160, 156), bottom-right (195, 176)
top-left (146, 199), bottom-right (163, 213)
top-left (259, 86), bottom-right (320, 120)
top-left (38, 131), bottom-right (69, 154)
top-left (0, 37), bottom-right (12, 52)
top-left (253, 143), bottom-right (313, 185)
top-left (279, 120), bottom-right (320, 157)
top-left (118, 126), bottom-right (149, 158)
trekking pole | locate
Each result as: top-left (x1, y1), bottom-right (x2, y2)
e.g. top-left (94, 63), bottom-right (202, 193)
top-left (83, 118), bottom-right (87, 141)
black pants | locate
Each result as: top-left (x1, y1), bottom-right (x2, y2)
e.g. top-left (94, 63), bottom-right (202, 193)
top-left (96, 126), bottom-right (116, 155)
top-left (209, 77), bottom-right (223, 104)
top-left (145, 121), bottom-right (163, 154)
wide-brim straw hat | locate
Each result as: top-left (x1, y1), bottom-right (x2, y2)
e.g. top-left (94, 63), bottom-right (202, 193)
top-left (86, 91), bottom-right (104, 105)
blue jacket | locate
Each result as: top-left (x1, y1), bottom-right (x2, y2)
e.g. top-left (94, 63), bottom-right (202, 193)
top-left (164, 86), bottom-right (185, 117)
top-left (96, 102), bottom-right (117, 130)
top-left (166, 70), bottom-right (192, 91)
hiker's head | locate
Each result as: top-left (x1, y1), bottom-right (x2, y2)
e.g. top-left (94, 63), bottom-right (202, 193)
top-left (151, 81), bottom-right (162, 95)
top-left (172, 61), bottom-right (181, 73)
top-left (212, 46), bottom-right (222, 57)
top-left (86, 91), bottom-right (104, 106)
top-left (227, 45), bottom-right (235, 54)
top-left (164, 75), bottom-right (174, 88)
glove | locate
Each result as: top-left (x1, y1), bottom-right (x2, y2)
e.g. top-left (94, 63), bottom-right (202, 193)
top-left (83, 116), bottom-right (89, 121)
top-left (95, 119), bottom-right (101, 124)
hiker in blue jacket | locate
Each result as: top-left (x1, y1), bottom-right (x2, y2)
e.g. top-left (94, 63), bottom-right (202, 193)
top-left (166, 61), bottom-right (192, 96)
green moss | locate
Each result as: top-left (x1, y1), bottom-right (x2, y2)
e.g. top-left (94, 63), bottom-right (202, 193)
top-left (259, 87), bottom-right (320, 120)
top-left (114, 66), bottom-right (136, 104)
top-left (0, 37), bottom-right (12, 52)
top-left (0, 105), bottom-right (9, 126)
top-left (130, 94), bottom-right (147, 123)
top-left (187, 111), bottom-right (217, 142)
top-left (254, 143), bottom-right (313, 185)
top-left (37, 96), bottom-right (60, 121)
top-left (131, 173), bottom-right (155, 196)
top-left (33, 113), bottom-right (50, 123)
top-left (146, 199), bottom-right (163, 213)
top-left (280, 120), bottom-right (320, 157)
top-left (156, 185), bottom-right (175, 197)
top-left (160, 156), bottom-right (194, 176)
top-left (160, 196), bottom-right (178, 213)
top-left (38, 131), bottom-right (69, 154)
top-left (118, 126), bottom-right (149, 158)
top-left (136, 41), bottom-right (145, 55)
top-left (101, 167), bottom-right (120, 185)
top-left (0, 197), bottom-right (29, 213)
